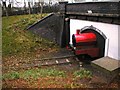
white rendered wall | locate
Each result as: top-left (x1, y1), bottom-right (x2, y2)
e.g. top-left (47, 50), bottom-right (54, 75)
top-left (70, 19), bottom-right (119, 60)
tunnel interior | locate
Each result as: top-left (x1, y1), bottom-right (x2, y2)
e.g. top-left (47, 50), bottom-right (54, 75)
top-left (80, 29), bottom-right (106, 58)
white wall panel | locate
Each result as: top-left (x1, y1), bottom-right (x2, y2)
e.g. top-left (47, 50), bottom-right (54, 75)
top-left (70, 19), bottom-right (119, 60)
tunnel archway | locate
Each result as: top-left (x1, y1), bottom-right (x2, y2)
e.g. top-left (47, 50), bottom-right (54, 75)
top-left (81, 26), bottom-right (107, 58)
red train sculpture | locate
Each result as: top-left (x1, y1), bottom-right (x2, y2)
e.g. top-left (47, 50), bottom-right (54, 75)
top-left (71, 30), bottom-right (99, 58)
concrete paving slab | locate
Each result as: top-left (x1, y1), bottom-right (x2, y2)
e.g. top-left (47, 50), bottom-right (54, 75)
top-left (92, 57), bottom-right (120, 72)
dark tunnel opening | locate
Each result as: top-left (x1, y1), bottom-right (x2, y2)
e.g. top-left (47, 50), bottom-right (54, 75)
top-left (81, 29), bottom-right (106, 58)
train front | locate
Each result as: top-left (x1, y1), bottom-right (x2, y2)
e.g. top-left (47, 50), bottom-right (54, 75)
top-left (71, 29), bottom-right (99, 58)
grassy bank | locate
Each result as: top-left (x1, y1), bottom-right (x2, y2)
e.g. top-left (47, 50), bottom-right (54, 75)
top-left (2, 14), bottom-right (59, 57)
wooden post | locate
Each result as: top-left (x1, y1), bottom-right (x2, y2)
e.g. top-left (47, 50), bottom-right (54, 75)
top-left (2, 1), bottom-right (8, 17)
top-left (39, 0), bottom-right (44, 18)
top-left (24, 0), bottom-right (26, 14)
top-left (28, 2), bottom-right (31, 14)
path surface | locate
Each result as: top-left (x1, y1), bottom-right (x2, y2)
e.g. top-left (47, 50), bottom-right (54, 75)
top-left (2, 48), bottom-right (119, 88)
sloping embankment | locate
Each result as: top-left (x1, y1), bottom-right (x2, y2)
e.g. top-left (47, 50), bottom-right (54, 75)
top-left (27, 13), bottom-right (64, 46)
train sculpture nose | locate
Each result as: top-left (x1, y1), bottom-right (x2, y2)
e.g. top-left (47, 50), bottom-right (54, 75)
top-left (72, 30), bottom-right (99, 57)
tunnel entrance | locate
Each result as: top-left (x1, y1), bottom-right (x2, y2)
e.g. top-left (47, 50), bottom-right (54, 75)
top-left (80, 26), bottom-right (107, 58)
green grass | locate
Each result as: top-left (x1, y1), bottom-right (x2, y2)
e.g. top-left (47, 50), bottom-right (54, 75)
top-left (73, 68), bottom-right (92, 79)
top-left (3, 68), bottom-right (66, 80)
top-left (2, 14), bottom-right (58, 56)
top-left (3, 68), bottom-right (92, 81)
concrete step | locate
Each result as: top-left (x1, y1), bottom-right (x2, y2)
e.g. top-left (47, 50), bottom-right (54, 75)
top-left (91, 56), bottom-right (120, 76)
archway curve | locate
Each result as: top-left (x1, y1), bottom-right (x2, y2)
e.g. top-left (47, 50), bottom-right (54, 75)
top-left (81, 25), bottom-right (107, 39)
top-left (80, 25), bottom-right (107, 58)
